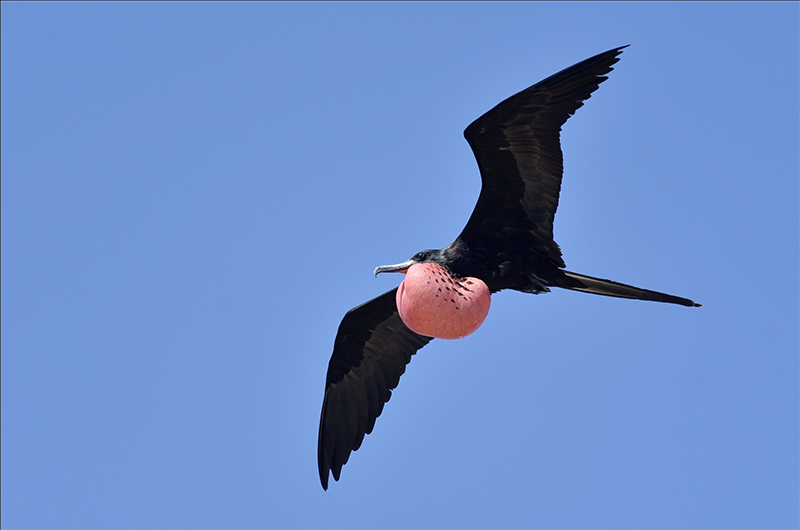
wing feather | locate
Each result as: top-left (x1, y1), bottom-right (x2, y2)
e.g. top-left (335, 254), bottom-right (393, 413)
top-left (318, 288), bottom-right (433, 489)
top-left (456, 46), bottom-right (628, 273)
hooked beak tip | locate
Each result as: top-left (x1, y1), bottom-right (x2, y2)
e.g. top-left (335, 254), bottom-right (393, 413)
top-left (374, 259), bottom-right (415, 277)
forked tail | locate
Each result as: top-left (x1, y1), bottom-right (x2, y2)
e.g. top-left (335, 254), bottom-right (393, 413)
top-left (557, 270), bottom-right (701, 307)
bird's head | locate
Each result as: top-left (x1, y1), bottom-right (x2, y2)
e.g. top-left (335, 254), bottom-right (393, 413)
top-left (373, 249), bottom-right (447, 276)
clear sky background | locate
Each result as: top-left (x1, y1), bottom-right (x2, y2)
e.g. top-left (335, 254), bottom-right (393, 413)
top-left (2, 3), bottom-right (798, 529)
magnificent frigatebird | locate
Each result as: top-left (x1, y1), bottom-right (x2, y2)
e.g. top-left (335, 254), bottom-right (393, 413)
top-left (317, 46), bottom-right (699, 490)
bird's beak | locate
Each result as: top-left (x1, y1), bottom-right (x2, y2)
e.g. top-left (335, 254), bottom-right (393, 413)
top-left (374, 259), bottom-right (416, 277)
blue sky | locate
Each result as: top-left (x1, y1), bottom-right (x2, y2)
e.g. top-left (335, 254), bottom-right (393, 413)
top-left (2, 2), bottom-right (798, 529)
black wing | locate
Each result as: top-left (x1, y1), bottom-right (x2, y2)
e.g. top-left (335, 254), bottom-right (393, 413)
top-left (455, 46), bottom-right (628, 271)
top-left (318, 288), bottom-right (433, 489)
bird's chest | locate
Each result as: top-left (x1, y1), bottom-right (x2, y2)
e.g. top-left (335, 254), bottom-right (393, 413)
top-left (396, 262), bottom-right (491, 340)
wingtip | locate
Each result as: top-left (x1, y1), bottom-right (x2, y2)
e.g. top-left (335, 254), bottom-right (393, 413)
top-left (319, 468), bottom-right (330, 490)
top-left (599, 45), bottom-right (629, 58)
top-left (606, 45), bottom-right (629, 61)
top-left (608, 45), bottom-right (629, 61)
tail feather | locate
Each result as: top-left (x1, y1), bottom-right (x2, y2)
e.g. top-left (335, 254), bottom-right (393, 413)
top-left (557, 270), bottom-right (701, 307)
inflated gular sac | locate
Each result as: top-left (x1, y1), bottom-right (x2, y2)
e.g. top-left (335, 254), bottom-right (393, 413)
top-left (396, 263), bottom-right (491, 340)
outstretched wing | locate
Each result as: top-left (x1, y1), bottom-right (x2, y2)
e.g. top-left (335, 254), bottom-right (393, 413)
top-left (456, 46), bottom-right (628, 270)
top-left (318, 288), bottom-right (433, 489)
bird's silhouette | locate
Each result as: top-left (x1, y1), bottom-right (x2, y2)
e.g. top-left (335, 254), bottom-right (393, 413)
top-left (318, 46), bottom-right (699, 490)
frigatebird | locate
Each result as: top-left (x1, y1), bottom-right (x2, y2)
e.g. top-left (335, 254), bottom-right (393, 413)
top-left (318, 46), bottom-right (699, 490)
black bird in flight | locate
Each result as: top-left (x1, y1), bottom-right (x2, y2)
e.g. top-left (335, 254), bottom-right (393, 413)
top-left (318, 46), bottom-right (700, 490)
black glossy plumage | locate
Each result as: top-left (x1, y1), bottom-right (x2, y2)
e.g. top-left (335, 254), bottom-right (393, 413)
top-left (318, 288), bottom-right (432, 489)
top-left (318, 46), bottom-right (699, 490)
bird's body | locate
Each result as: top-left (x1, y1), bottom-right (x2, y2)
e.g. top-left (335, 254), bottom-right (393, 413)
top-left (318, 46), bottom-right (699, 489)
